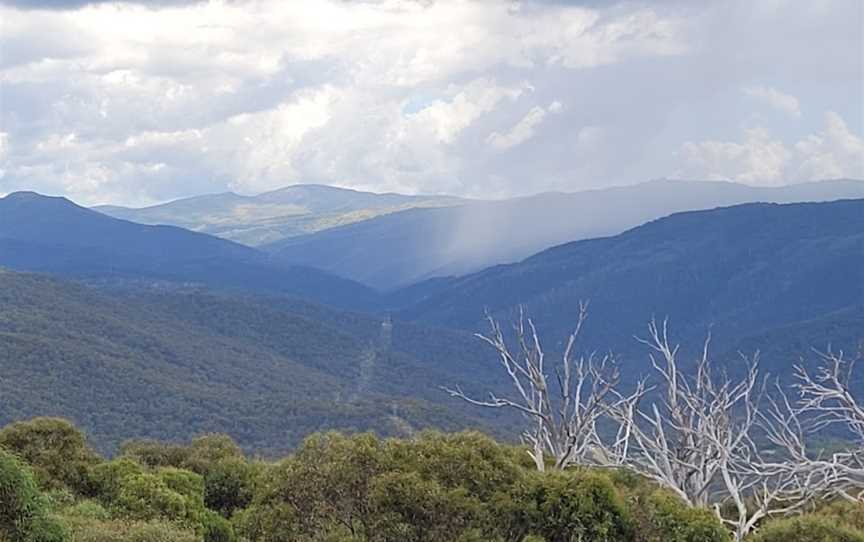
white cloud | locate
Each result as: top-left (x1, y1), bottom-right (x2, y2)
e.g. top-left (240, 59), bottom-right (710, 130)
top-left (0, 0), bottom-right (860, 205)
top-left (676, 111), bottom-right (864, 185)
top-left (410, 79), bottom-right (525, 144)
top-left (743, 85), bottom-right (801, 117)
top-left (487, 101), bottom-right (563, 150)
top-left (677, 126), bottom-right (790, 185)
top-left (795, 111), bottom-right (864, 180)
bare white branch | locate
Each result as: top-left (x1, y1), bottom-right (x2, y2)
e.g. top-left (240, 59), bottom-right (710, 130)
top-left (443, 303), bottom-right (619, 471)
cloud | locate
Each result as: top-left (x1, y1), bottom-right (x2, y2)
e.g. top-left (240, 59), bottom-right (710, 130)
top-left (795, 111), bottom-right (864, 180)
top-left (0, 0), bottom-right (201, 9)
top-left (677, 127), bottom-right (790, 185)
top-left (0, 0), bottom-right (860, 205)
top-left (676, 111), bottom-right (864, 185)
top-left (487, 101), bottom-right (564, 150)
top-left (410, 79), bottom-right (526, 144)
top-left (743, 85), bottom-right (801, 117)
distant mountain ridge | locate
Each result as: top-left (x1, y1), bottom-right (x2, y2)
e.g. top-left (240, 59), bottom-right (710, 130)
top-left (265, 179), bottom-right (864, 290)
top-left (95, 184), bottom-right (467, 246)
top-left (398, 199), bottom-right (864, 373)
top-left (0, 191), bottom-right (380, 310)
top-left (2, 194), bottom-right (862, 453)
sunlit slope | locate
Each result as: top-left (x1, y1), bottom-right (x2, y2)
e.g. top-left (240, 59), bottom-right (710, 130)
top-left (96, 184), bottom-right (466, 246)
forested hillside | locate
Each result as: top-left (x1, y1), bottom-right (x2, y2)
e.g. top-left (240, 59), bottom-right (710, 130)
top-left (2, 198), bottom-right (862, 454)
top-left (400, 199), bottom-right (864, 378)
top-left (0, 192), bottom-right (380, 310)
top-left (0, 270), bottom-right (511, 454)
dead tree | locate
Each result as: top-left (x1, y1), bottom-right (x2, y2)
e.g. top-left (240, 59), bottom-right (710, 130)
top-left (443, 303), bottom-right (621, 471)
top-left (445, 311), bottom-right (836, 540)
top-left (792, 350), bottom-right (864, 502)
top-left (607, 319), bottom-right (824, 541)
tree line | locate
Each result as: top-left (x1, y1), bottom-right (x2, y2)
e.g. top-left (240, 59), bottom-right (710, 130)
top-left (1, 417), bottom-right (862, 542)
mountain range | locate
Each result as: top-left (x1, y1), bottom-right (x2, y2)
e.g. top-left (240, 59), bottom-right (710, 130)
top-left (96, 184), bottom-right (465, 246)
top-left (1, 184), bottom-right (861, 452)
top-left (264, 179), bottom-right (864, 289)
top-left (401, 199), bottom-right (864, 379)
top-left (0, 191), bottom-right (378, 310)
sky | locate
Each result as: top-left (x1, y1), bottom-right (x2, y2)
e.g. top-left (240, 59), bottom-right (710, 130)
top-left (0, 0), bottom-right (862, 206)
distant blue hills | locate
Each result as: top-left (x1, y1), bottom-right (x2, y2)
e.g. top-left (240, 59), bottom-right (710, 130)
top-left (0, 184), bottom-right (861, 451)
top-left (0, 191), bottom-right (379, 310)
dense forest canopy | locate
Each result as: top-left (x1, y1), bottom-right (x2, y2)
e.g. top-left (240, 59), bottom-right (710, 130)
top-left (2, 418), bottom-right (862, 542)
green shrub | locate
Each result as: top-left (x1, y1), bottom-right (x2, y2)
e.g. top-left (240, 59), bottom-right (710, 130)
top-left (184, 434), bottom-right (245, 475)
top-left (0, 448), bottom-right (67, 541)
top-left (529, 470), bottom-right (634, 542)
top-left (201, 509), bottom-right (236, 542)
top-left (813, 500), bottom-right (864, 532)
top-left (157, 467), bottom-right (205, 506)
top-left (119, 440), bottom-right (190, 470)
top-left (89, 458), bottom-right (146, 503)
top-left (63, 499), bottom-right (112, 521)
top-left (61, 518), bottom-right (197, 542)
top-left (114, 473), bottom-right (188, 522)
top-left (638, 490), bottom-right (730, 542)
top-left (231, 502), bottom-right (304, 542)
top-left (748, 515), bottom-right (864, 542)
top-left (203, 458), bottom-right (257, 517)
top-left (0, 417), bottom-right (98, 493)
top-left (385, 431), bottom-right (529, 500)
top-left (43, 488), bottom-right (76, 511)
top-left (368, 470), bottom-right (482, 541)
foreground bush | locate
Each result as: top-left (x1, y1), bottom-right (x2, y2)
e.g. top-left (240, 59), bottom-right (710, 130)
top-left (521, 470), bottom-right (634, 542)
top-left (636, 490), bottom-right (730, 542)
top-left (0, 417), bottom-right (98, 493)
top-left (0, 448), bottom-right (67, 541)
top-left (0, 419), bottom-right (773, 542)
top-left (748, 515), bottom-right (864, 542)
top-left (234, 431), bottom-right (641, 541)
top-left (812, 500), bottom-right (864, 532)
top-left (61, 517), bottom-right (198, 542)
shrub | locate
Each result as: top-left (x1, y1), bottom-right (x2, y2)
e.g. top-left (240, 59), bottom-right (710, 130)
top-left (114, 473), bottom-right (188, 522)
top-left (368, 471), bottom-right (483, 541)
top-left (0, 448), bottom-right (67, 541)
top-left (0, 417), bottom-right (98, 493)
top-left (528, 470), bottom-right (634, 542)
top-left (61, 518), bottom-right (197, 542)
top-left (812, 500), bottom-right (864, 532)
top-left (157, 467), bottom-right (205, 506)
top-left (184, 434), bottom-right (245, 475)
top-left (89, 458), bottom-right (146, 503)
top-left (203, 457), bottom-right (257, 517)
top-left (638, 490), bottom-right (730, 542)
top-left (385, 431), bottom-right (529, 500)
top-left (201, 509), bottom-right (236, 542)
top-left (119, 440), bottom-right (190, 470)
top-left (63, 499), bottom-right (112, 521)
top-left (747, 515), bottom-right (864, 542)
